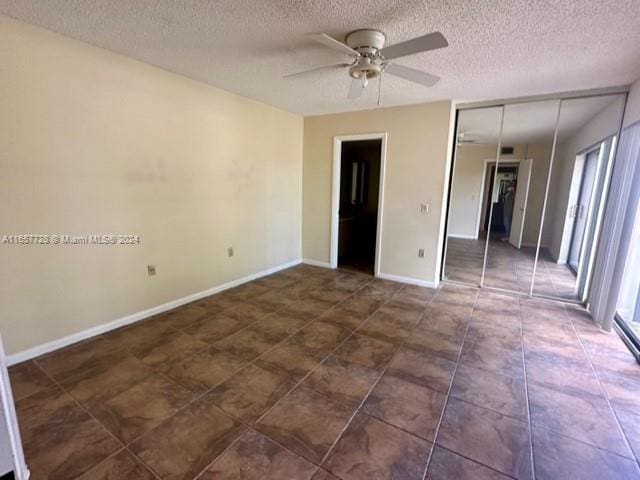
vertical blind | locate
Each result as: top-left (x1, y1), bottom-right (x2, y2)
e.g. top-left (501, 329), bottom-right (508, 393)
top-left (589, 119), bottom-right (640, 330)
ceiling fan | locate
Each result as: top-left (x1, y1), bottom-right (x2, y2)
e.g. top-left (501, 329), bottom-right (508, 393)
top-left (285, 29), bottom-right (448, 102)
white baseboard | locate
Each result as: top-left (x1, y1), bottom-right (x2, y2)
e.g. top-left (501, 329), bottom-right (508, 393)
top-left (6, 258), bottom-right (302, 366)
top-left (302, 258), bottom-right (333, 268)
top-left (448, 234), bottom-right (478, 240)
top-left (377, 272), bottom-right (437, 289)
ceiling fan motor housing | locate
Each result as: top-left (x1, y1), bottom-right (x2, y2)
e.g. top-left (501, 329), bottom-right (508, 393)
top-left (346, 29), bottom-right (386, 80)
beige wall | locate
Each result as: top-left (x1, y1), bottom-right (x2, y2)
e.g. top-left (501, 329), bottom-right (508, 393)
top-left (302, 102), bottom-right (455, 285)
top-left (448, 144), bottom-right (497, 238)
top-left (521, 143), bottom-right (554, 246)
top-left (0, 16), bottom-right (303, 355)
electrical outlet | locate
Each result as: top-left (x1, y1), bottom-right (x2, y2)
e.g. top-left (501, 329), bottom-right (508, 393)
top-left (418, 248), bottom-right (424, 258)
top-left (147, 264), bottom-right (156, 276)
top-left (228, 247), bottom-right (234, 257)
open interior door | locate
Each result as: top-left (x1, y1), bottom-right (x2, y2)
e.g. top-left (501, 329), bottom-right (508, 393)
top-left (509, 158), bottom-right (533, 248)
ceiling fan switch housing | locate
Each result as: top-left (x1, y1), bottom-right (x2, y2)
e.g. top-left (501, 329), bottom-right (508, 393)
top-left (345, 29), bottom-right (386, 51)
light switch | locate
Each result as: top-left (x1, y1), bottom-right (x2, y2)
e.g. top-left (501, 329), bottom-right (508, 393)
top-left (420, 203), bottom-right (430, 214)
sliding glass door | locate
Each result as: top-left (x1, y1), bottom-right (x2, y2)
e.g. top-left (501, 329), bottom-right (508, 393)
top-left (568, 148), bottom-right (599, 272)
top-left (615, 121), bottom-right (640, 353)
top-left (617, 201), bottom-right (640, 339)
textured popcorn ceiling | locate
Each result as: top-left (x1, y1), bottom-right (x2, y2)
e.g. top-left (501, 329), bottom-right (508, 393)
top-left (1, 0), bottom-right (639, 115)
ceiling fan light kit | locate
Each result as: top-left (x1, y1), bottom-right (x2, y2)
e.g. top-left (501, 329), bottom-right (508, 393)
top-left (285, 28), bottom-right (448, 102)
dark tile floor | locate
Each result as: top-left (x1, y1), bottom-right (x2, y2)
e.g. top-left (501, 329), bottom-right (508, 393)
top-left (444, 237), bottom-right (579, 300)
top-left (8, 264), bottom-right (640, 479)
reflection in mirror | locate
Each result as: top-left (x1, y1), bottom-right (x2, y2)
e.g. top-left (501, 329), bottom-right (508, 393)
top-left (482, 100), bottom-right (560, 294)
top-left (443, 106), bottom-right (503, 286)
top-left (533, 94), bottom-right (626, 301)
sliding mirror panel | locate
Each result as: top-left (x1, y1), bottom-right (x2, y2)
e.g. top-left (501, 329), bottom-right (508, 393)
top-left (482, 100), bottom-right (560, 294)
top-left (533, 94), bottom-right (626, 301)
top-left (443, 106), bottom-right (504, 286)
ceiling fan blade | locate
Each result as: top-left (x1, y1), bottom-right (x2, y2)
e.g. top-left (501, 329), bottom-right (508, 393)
top-left (307, 33), bottom-right (360, 57)
top-left (348, 77), bottom-right (367, 99)
top-left (380, 32), bottom-right (448, 60)
top-left (384, 63), bottom-right (440, 87)
top-left (284, 62), bottom-right (350, 78)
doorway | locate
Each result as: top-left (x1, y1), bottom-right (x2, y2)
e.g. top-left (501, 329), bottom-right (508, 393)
top-left (482, 165), bottom-right (518, 235)
top-left (479, 160), bottom-right (532, 248)
top-left (330, 134), bottom-right (386, 276)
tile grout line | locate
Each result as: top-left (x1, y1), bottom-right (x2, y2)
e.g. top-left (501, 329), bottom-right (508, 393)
top-left (255, 281), bottom-right (531, 479)
top-left (280, 283), bottom-right (484, 477)
top-left (420, 286), bottom-right (481, 480)
top-left (442, 388), bottom-right (529, 424)
top-left (252, 283), bottom-right (408, 428)
top-left (98, 272), bottom-right (378, 449)
top-left (176, 276), bottom-right (403, 479)
top-left (179, 285), bottom-right (390, 479)
top-left (191, 429), bottom-right (248, 480)
top-left (312, 284), bottom-right (439, 478)
top-left (25, 269), bottom-right (374, 478)
top-left (358, 404), bottom-right (520, 475)
top-left (122, 446), bottom-right (164, 480)
top-left (545, 258), bottom-right (565, 299)
top-left (561, 303), bottom-right (640, 468)
top-left (8, 272), bottom-right (437, 479)
top-left (517, 294), bottom-right (537, 480)
top-left (41, 364), bottom-right (166, 479)
top-left (29, 360), bottom-right (164, 480)
top-left (99, 267), bottom-right (345, 362)
top-left (20, 271), bottom-right (581, 479)
top-left (314, 346), bottom-right (399, 475)
top-left (118, 272), bottom-right (380, 445)
top-left (202, 283), bottom-right (438, 478)
top-left (137, 269), bottom-right (380, 476)
top-left (523, 299), bottom-right (640, 462)
top-left (434, 444), bottom-right (521, 480)
top-left (24, 275), bottom-right (530, 479)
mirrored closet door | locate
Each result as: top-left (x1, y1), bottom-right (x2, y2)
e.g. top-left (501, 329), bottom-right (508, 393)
top-left (482, 100), bottom-right (560, 294)
top-left (532, 94), bottom-right (626, 301)
top-left (443, 106), bottom-right (504, 287)
top-left (442, 92), bottom-right (627, 304)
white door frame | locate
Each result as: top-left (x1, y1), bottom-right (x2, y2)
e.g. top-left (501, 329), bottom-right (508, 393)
top-left (509, 158), bottom-right (533, 248)
top-left (557, 152), bottom-right (587, 264)
top-left (0, 334), bottom-right (29, 480)
top-left (477, 159), bottom-right (526, 237)
top-left (330, 133), bottom-right (388, 276)
top-left (474, 159), bottom-right (494, 237)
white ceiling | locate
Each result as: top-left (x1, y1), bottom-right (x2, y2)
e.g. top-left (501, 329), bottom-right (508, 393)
top-left (1, 1), bottom-right (639, 116)
top-left (457, 95), bottom-right (624, 144)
